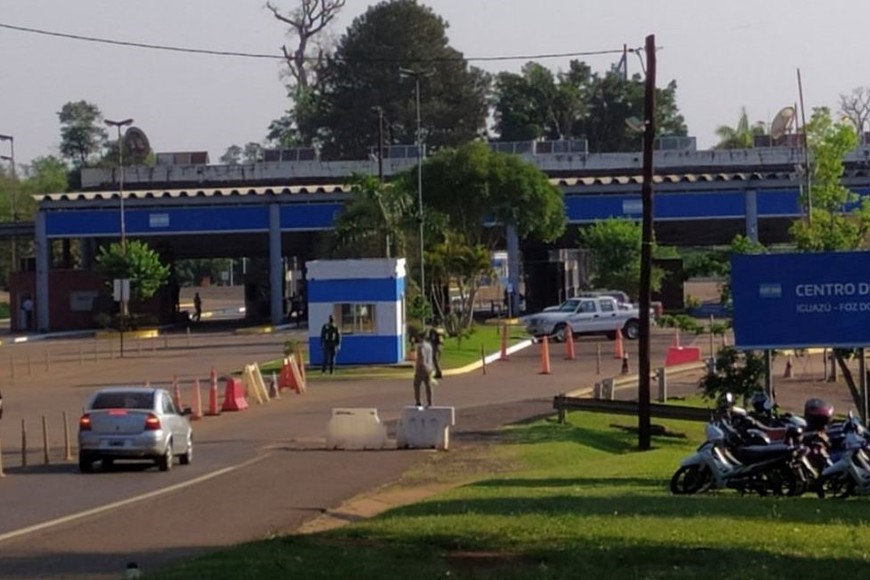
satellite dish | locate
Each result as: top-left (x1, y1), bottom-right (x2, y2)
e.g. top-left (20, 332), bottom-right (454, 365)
top-left (770, 107), bottom-right (796, 142)
top-left (124, 127), bottom-right (151, 159)
top-left (625, 116), bottom-right (645, 133)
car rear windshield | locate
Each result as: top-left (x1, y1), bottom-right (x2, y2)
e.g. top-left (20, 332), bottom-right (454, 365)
top-left (91, 391), bottom-right (154, 410)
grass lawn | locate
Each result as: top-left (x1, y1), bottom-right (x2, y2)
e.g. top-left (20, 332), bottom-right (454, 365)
top-left (154, 411), bottom-right (870, 579)
top-left (257, 325), bottom-right (529, 379)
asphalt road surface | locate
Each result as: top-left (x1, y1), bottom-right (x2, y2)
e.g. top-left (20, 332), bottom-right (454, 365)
top-left (0, 326), bottom-right (690, 579)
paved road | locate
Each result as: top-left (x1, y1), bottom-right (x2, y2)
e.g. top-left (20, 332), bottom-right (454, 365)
top-left (0, 327), bottom-right (696, 579)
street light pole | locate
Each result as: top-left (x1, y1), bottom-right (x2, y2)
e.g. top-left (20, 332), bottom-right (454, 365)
top-left (104, 119), bottom-right (133, 252)
top-left (0, 134), bottom-right (17, 274)
top-left (399, 68), bottom-right (430, 303)
top-left (105, 118), bottom-right (134, 358)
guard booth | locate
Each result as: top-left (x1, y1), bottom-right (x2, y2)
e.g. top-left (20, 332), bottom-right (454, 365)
top-left (306, 258), bottom-right (407, 366)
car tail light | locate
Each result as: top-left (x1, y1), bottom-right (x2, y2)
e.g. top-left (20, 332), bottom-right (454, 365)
top-left (144, 413), bottom-right (161, 431)
top-left (79, 414), bottom-right (92, 431)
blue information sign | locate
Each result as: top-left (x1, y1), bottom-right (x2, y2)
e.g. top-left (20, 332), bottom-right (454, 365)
top-left (732, 251), bottom-right (870, 348)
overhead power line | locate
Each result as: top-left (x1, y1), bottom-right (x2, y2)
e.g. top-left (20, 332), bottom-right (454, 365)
top-left (0, 21), bottom-right (625, 63)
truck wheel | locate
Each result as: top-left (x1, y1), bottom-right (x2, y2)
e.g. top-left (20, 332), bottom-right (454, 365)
top-left (623, 320), bottom-right (640, 340)
top-left (553, 324), bottom-right (568, 343)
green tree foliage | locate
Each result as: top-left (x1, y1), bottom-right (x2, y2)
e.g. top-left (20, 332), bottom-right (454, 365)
top-left (23, 156), bottom-right (69, 199)
top-left (714, 107), bottom-right (766, 149)
top-left (790, 107), bottom-right (869, 251)
top-left (332, 174), bottom-right (415, 259)
top-left (579, 218), bottom-right (674, 300)
top-left (492, 61), bottom-right (687, 151)
top-left (219, 143), bottom-right (264, 165)
top-left (58, 100), bottom-right (107, 168)
top-left (309, 0), bottom-right (490, 160)
top-left (700, 346), bottom-right (767, 401)
top-left (427, 232), bottom-right (494, 333)
top-left (417, 141), bottom-right (566, 247)
top-left (95, 241), bottom-right (170, 304)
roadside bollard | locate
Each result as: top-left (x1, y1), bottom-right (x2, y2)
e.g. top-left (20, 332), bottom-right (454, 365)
top-left (0, 435), bottom-right (5, 477)
top-left (621, 352), bottom-right (629, 375)
top-left (63, 411), bottom-right (73, 461)
top-left (596, 343), bottom-right (601, 375)
top-left (42, 416), bottom-right (50, 465)
top-left (79, 343), bottom-right (84, 366)
top-left (21, 418), bottom-right (27, 468)
top-left (186, 326), bottom-right (191, 347)
top-left (481, 344), bottom-right (487, 375)
top-left (9, 354), bottom-right (15, 379)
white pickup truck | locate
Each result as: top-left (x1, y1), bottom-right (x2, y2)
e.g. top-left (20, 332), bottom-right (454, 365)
top-left (523, 296), bottom-right (642, 341)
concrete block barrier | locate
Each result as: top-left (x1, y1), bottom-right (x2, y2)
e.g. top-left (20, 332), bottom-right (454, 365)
top-left (326, 408), bottom-right (388, 450)
top-left (396, 406), bottom-right (456, 451)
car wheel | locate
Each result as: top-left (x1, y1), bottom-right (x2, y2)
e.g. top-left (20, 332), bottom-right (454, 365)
top-left (623, 319), bottom-right (640, 340)
top-left (157, 443), bottom-right (173, 472)
top-left (553, 324), bottom-right (567, 343)
top-left (78, 452), bottom-right (95, 474)
top-left (179, 434), bottom-right (193, 466)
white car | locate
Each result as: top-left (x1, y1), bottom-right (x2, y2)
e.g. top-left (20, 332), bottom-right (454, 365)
top-left (78, 387), bottom-right (193, 473)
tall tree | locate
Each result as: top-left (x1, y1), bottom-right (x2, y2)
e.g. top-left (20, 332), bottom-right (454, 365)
top-left (58, 100), bottom-right (107, 168)
top-left (578, 218), bottom-right (668, 300)
top-left (839, 86), bottom-right (870, 144)
top-left (332, 174), bottom-right (415, 258)
top-left (790, 107), bottom-right (868, 251)
top-left (417, 141), bottom-right (566, 248)
top-left (493, 61), bottom-right (590, 141)
top-left (491, 62), bottom-right (686, 152)
top-left (788, 107), bottom-right (868, 412)
top-left (267, 0), bottom-right (345, 98)
top-left (310, 0), bottom-right (490, 160)
top-left (266, 0), bottom-right (345, 146)
top-left (714, 107), bottom-right (766, 149)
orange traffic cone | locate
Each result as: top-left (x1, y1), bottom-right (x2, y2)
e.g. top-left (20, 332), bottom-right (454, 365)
top-left (540, 335), bottom-right (551, 375)
top-left (172, 375), bottom-right (182, 410)
top-left (784, 355), bottom-right (794, 379)
top-left (499, 323), bottom-right (509, 361)
top-left (206, 368), bottom-right (220, 416)
top-left (565, 323), bottom-right (576, 360)
top-left (613, 328), bottom-right (624, 360)
top-left (190, 378), bottom-right (203, 420)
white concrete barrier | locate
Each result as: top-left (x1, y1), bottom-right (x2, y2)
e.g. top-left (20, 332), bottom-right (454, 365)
top-left (396, 406), bottom-right (456, 451)
top-left (326, 408), bottom-right (388, 450)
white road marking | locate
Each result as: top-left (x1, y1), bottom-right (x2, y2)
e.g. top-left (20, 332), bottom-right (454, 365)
top-left (0, 454), bottom-right (268, 544)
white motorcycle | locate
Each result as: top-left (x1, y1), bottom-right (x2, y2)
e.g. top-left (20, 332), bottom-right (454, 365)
top-left (817, 412), bottom-right (870, 498)
top-left (671, 420), bottom-right (810, 496)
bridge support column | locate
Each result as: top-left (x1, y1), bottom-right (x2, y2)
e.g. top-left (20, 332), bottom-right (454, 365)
top-left (745, 188), bottom-right (758, 243)
top-left (506, 223), bottom-right (521, 317)
top-left (35, 210), bottom-right (50, 332)
top-left (269, 203), bottom-right (284, 326)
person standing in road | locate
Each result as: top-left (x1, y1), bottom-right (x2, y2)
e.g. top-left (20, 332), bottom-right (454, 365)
top-left (21, 294), bottom-right (33, 331)
top-left (193, 292), bottom-right (203, 322)
top-left (320, 314), bottom-right (341, 374)
top-left (427, 319), bottom-right (444, 379)
top-left (413, 334), bottom-right (435, 408)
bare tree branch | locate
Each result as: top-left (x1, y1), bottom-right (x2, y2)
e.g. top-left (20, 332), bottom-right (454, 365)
top-left (267, 0), bottom-right (345, 95)
top-left (839, 86), bottom-right (870, 143)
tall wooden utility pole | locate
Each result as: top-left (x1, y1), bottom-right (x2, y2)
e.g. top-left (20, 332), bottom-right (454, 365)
top-left (638, 34), bottom-right (657, 451)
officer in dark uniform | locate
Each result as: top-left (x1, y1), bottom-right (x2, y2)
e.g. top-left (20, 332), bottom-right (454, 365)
top-left (320, 315), bottom-right (341, 374)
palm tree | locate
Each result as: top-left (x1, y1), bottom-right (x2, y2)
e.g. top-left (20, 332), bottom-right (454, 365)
top-left (714, 107), bottom-right (766, 149)
top-left (332, 174), bottom-right (414, 259)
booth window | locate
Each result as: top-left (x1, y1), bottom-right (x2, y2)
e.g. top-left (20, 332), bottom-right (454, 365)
top-left (335, 303), bottom-right (376, 334)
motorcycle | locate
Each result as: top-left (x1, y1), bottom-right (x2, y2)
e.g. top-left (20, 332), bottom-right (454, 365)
top-left (671, 419), bottom-right (812, 497)
top-left (816, 412), bottom-right (870, 498)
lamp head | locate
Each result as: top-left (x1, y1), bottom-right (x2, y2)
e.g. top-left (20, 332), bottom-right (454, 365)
top-left (105, 118), bottom-right (134, 128)
top-left (0, 134), bottom-right (12, 142)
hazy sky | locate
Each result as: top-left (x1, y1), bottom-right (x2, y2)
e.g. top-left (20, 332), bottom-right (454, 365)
top-left (0, 1), bottom-right (866, 169)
